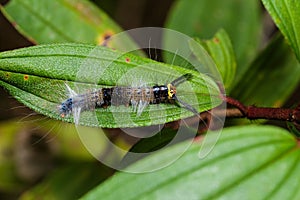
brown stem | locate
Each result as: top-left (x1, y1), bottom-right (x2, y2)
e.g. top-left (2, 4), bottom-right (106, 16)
top-left (247, 106), bottom-right (293, 121)
top-left (170, 96), bottom-right (300, 133)
top-left (222, 96), bottom-right (248, 115)
top-left (224, 95), bottom-right (300, 125)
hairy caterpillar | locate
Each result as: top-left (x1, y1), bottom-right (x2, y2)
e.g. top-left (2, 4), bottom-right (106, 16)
top-left (59, 74), bottom-right (198, 124)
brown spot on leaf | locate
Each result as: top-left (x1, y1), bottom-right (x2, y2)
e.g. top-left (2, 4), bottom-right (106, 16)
top-left (213, 37), bottom-right (220, 44)
top-left (24, 75), bottom-right (29, 81)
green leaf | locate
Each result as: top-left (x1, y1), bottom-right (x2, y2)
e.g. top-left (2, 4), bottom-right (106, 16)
top-left (262, 0), bottom-right (300, 62)
top-left (20, 162), bottom-right (113, 200)
top-left (164, 0), bottom-right (262, 83)
top-left (231, 34), bottom-right (300, 107)
top-left (82, 125), bottom-right (300, 200)
top-left (0, 43), bottom-right (221, 128)
top-left (191, 29), bottom-right (236, 92)
top-left (0, 0), bottom-right (139, 52)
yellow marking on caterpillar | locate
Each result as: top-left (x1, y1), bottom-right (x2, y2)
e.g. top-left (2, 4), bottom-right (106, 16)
top-left (167, 83), bottom-right (176, 99)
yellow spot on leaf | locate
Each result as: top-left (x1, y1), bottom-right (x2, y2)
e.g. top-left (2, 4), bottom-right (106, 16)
top-left (96, 30), bottom-right (115, 47)
top-left (213, 37), bottom-right (220, 44)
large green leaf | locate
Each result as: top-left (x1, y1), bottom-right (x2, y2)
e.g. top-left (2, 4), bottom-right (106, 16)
top-left (82, 125), bottom-right (300, 200)
top-left (0, 43), bottom-right (221, 128)
top-left (231, 34), bottom-right (300, 107)
top-left (0, 0), bottom-right (139, 52)
top-left (164, 0), bottom-right (262, 83)
top-left (262, 0), bottom-right (300, 63)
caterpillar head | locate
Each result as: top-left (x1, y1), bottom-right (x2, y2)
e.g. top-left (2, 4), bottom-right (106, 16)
top-left (59, 98), bottom-right (73, 118)
top-left (167, 83), bottom-right (177, 100)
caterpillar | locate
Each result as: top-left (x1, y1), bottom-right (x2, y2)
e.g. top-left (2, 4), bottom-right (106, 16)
top-left (59, 73), bottom-right (198, 124)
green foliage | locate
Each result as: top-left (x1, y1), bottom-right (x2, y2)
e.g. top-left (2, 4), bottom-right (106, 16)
top-left (262, 0), bottom-right (300, 63)
top-left (0, 0), bottom-right (143, 56)
top-left (1, 0), bottom-right (119, 44)
top-left (0, 0), bottom-right (300, 199)
top-left (164, 0), bottom-right (262, 83)
top-left (192, 29), bottom-right (237, 91)
top-left (232, 34), bottom-right (300, 107)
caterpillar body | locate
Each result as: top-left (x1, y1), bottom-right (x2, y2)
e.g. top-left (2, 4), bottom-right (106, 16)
top-left (59, 74), bottom-right (198, 124)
